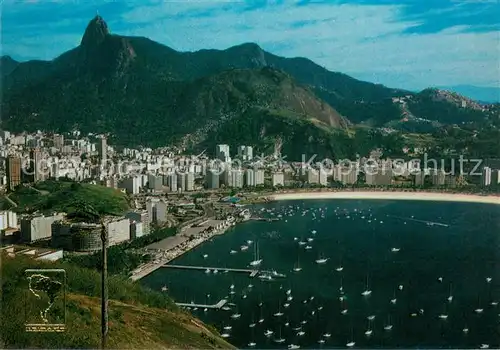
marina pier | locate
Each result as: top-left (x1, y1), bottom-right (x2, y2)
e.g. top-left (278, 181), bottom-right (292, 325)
top-left (176, 299), bottom-right (228, 310)
top-left (161, 264), bottom-right (259, 277)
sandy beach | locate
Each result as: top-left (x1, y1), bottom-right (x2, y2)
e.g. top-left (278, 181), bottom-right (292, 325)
top-left (270, 191), bottom-right (500, 205)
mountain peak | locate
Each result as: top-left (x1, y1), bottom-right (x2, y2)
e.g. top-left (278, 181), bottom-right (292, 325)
top-left (81, 15), bottom-right (109, 47)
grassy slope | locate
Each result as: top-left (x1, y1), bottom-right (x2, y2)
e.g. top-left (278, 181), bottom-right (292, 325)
top-left (1, 255), bottom-right (233, 349)
top-left (2, 180), bottom-right (129, 214)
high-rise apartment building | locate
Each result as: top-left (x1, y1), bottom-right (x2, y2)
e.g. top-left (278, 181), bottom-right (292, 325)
top-left (176, 172), bottom-right (195, 192)
top-left (255, 169), bottom-right (264, 185)
top-left (491, 169), bottom-right (500, 185)
top-left (229, 169), bottom-right (244, 188)
top-left (238, 145), bottom-right (254, 161)
top-left (431, 169), bottom-right (446, 186)
top-left (148, 174), bottom-right (163, 191)
top-left (245, 169), bottom-right (255, 186)
top-left (29, 148), bottom-right (46, 182)
top-left (305, 168), bottom-right (319, 184)
top-left (335, 164), bottom-right (358, 185)
top-left (185, 172), bottom-right (195, 191)
top-left (216, 144), bottom-right (231, 163)
top-left (205, 171), bottom-right (219, 189)
top-left (6, 156), bottom-right (21, 191)
top-left (97, 136), bottom-right (107, 164)
top-left (272, 172), bottom-right (285, 187)
top-left (481, 167), bottom-right (492, 186)
top-left (319, 169), bottom-right (328, 186)
top-left (415, 171), bottom-right (425, 186)
top-left (146, 199), bottom-right (168, 225)
top-left (53, 134), bottom-right (64, 149)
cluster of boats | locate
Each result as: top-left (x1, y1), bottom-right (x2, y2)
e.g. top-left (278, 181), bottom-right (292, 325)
top-left (180, 203), bottom-right (498, 349)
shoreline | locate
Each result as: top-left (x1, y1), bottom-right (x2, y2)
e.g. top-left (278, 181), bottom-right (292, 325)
top-left (130, 219), bottom-right (236, 281)
top-left (269, 191), bottom-right (500, 205)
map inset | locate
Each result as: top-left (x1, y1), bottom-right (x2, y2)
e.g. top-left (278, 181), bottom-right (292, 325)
top-left (25, 269), bottom-right (66, 332)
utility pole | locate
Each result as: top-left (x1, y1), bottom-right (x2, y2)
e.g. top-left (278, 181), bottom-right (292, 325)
top-left (100, 218), bottom-right (108, 349)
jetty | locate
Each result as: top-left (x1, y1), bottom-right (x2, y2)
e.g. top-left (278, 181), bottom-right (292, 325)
top-left (176, 299), bottom-right (228, 310)
top-left (161, 264), bottom-right (258, 276)
top-left (388, 215), bottom-right (450, 227)
top-left (250, 217), bottom-right (280, 222)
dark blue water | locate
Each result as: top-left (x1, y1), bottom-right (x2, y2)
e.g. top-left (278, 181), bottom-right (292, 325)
top-left (142, 200), bottom-right (500, 349)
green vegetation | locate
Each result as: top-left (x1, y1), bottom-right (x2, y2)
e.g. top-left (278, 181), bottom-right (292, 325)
top-left (65, 227), bottom-right (177, 276)
top-left (1, 255), bottom-right (232, 349)
top-left (198, 109), bottom-right (407, 160)
top-left (1, 180), bottom-right (129, 215)
top-left (4, 16), bottom-right (496, 157)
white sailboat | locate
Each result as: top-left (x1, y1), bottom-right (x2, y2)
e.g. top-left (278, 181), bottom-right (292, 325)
top-left (340, 297), bottom-right (348, 315)
top-left (249, 241), bottom-right (262, 267)
top-left (384, 315), bottom-right (393, 331)
top-left (248, 325), bottom-right (257, 347)
top-left (315, 253), bottom-right (329, 264)
top-left (249, 312), bottom-right (256, 328)
top-left (273, 327), bottom-right (285, 344)
top-left (258, 305), bottom-right (265, 323)
top-left (475, 297), bottom-right (484, 313)
top-left (346, 325), bottom-right (355, 347)
top-left (390, 288), bottom-right (397, 304)
top-left (362, 275), bottom-right (372, 296)
top-left (447, 283), bottom-right (453, 303)
top-left (274, 301), bottom-right (284, 317)
top-left (231, 303), bottom-right (241, 319)
top-left (364, 319), bottom-right (373, 337)
top-left (264, 330), bottom-right (274, 337)
top-left (438, 304), bottom-right (448, 320)
top-left (335, 255), bottom-right (343, 271)
top-left (293, 253), bottom-right (302, 272)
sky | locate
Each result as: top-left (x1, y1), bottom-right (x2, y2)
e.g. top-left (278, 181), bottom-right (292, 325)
top-left (1, 0), bottom-right (499, 91)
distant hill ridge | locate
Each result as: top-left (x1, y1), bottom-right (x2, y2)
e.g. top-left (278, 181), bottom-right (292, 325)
top-left (0, 16), bottom-right (495, 153)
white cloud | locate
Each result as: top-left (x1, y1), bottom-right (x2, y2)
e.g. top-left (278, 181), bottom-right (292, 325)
top-left (3, 1), bottom-right (498, 89)
top-left (117, 2), bottom-right (499, 89)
